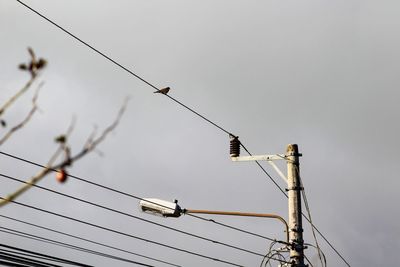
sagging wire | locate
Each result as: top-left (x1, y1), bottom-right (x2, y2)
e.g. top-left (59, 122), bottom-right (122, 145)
top-left (0, 228), bottom-right (155, 267)
top-left (295, 165), bottom-right (325, 267)
top-left (304, 254), bottom-right (315, 267)
top-left (0, 214), bottom-right (182, 267)
top-left (305, 243), bottom-right (327, 267)
top-left (0, 172), bottom-right (267, 259)
top-left (260, 240), bottom-right (289, 267)
top-left (0, 150), bottom-right (284, 244)
top-left (0, 197), bottom-right (260, 267)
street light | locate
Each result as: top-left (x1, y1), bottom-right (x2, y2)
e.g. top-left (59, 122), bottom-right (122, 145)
top-left (139, 198), bottom-right (182, 218)
top-left (139, 198), bottom-right (289, 243)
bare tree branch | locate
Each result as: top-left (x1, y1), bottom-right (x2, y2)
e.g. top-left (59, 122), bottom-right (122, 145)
top-left (0, 76), bottom-right (37, 118)
top-left (83, 125), bottom-right (98, 151)
top-left (83, 97), bottom-right (129, 152)
top-left (59, 97), bottom-right (129, 167)
top-left (0, 83), bottom-right (43, 146)
top-left (0, 47), bottom-right (46, 118)
top-left (0, 48), bottom-right (128, 207)
top-left (0, 98), bottom-right (129, 207)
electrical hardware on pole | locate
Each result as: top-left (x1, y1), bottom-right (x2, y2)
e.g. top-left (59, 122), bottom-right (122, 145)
top-left (230, 139), bottom-right (306, 267)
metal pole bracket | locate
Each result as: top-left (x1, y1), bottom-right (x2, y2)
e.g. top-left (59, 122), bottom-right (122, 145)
top-left (230, 154), bottom-right (287, 162)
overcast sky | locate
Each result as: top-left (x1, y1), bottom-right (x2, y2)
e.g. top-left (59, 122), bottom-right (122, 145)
top-left (0, 0), bottom-right (399, 266)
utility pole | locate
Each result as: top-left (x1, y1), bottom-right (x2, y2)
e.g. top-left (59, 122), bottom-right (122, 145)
top-left (286, 144), bottom-right (305, 267)
top-left (229, 138), bottom-right (306, 266)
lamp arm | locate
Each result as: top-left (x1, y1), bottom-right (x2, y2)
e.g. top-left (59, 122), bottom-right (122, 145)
top-left (184, 209), bottom-right (289, 243)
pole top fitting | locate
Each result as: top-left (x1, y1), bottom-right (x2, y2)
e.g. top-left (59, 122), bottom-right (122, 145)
top-left (286, 144), bottom-right (298, 153)
top-left (286, 144), bottom-right (302, 157)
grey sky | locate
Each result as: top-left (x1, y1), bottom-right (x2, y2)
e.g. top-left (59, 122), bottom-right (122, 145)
top-left (1, 0), bottom-right (399, 266)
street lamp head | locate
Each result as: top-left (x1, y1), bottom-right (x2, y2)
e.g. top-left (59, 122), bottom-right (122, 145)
top-left (139, 198), bottom-right (183, 218)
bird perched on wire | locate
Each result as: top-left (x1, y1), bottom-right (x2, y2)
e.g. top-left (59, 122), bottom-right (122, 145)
top-left (154, 87), bottom-right (170, 95)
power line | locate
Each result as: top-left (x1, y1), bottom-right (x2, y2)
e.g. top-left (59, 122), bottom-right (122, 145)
top-left (0, 259), bottom-right (47, 267)
top-left (0, 252), bottom-right (62, 267)
top-left (239, 143), bottom-right (288, 197)
top-left (0, 200), bottom-right (290, 265)
top-left (0, 248), bottom-right (85, 267)
top-left (0, 244), bottom-right (92, 267)
top-left (0, 229), bottom-right (141, 266)
top-left (0, 253), bottom-right (61, 267)
top-left (0, 260), bottom-right (28, 267)
top-left (185, 213), bottom-right (283, 243)
top-left (0, 249), bottom-right (67, 266)
top-left (296, 167), bottom-right (350, 267)
top-left (2, 197), bottom-right (286, 267)
top-left (0, 228), bottom-right (155, 267)
top-left (0, 214), bottom-right (181, 267)
top-left (298, 169), bottom-right (324, 267)
top-left (15, 0), bottom-right (231, 136)
top-left (304, 243), bottom-right (327, 267)
top-left (0, 224), bottom-right (242, 267)
top-left (13, 1), bottom-right (350, 265)
top-left (0, 150), bottom-right (282, 244)
top-left (0, 172), bottom-right (271, 258)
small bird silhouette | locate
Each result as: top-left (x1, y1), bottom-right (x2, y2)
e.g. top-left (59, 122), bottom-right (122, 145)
top-left (154, 87), bottom-right (170, 95)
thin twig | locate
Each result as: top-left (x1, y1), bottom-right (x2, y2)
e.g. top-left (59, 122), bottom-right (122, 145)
top-left (84, 97), bottom-right (129, 151)
top-left (0, 48), bottom-right (46, 117)
top-left (83, 125), bottom-right (98, 149)
top-left (0, 83), bottom-right (43, 146)
top-left (0, 76), bottom-right (37, 117)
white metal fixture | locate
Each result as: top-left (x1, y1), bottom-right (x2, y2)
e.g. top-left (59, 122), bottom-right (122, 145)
top-left (139, 198), bottom-right (182, 218)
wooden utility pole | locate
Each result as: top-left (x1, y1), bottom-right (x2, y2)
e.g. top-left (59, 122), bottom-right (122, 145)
top-left (287, 144), bottom-right (305, 267)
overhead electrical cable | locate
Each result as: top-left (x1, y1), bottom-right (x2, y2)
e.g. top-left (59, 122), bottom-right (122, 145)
top-left (298, 168), bottom-right (324, 267)
top-left (304, 243), bottom-right (327, 267)
top-left (0, 249), bottom-right (86, 267)
top-left (0, 214), bottom-right (181, 267)
top-left (0, 254), bottom-right (61, 267)
top-left (0, 151), bottom-right (282, 244)
top-left (0, 172), bottom-right (272, 257)
top-left (1, 197), bottom-right (291, 266)
top-left (13, 1), bottom-right (351, 265)
top-left (184, 213), bottom-right (283, 243)
top-left (0, 252), bottom-right (61, 267)
top-left (0, 249), bottom-right (65, 265)
top-left (0, 260), bottom-right (48, 267)
top-left (0, 244), bottom-right (93, 267)
top-left (0, 229), bottom-right (155, 267)
top-left (304, 254), bottom-right (315, 267)
top-left (0, 244), bottom-right (92, 267)
top-left (0, 260), bottom-right (28, 267)
top-left (240, 143), bottom-right (287, 197)
top-left (14, 0), bottom-right (231, 136)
